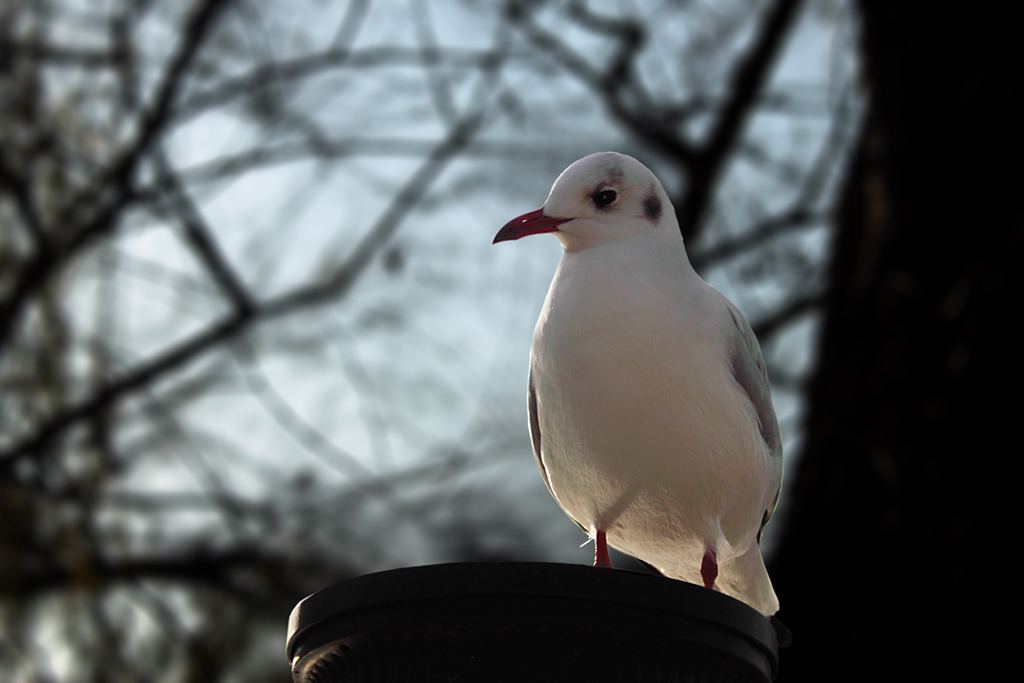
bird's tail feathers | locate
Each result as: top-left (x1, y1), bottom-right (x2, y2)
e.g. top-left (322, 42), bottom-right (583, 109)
top-left (719, 544), bottom-right (779, 616)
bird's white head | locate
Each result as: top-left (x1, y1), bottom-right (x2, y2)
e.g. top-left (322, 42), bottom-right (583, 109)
top-left (493, 152), bottom-right (679, 253)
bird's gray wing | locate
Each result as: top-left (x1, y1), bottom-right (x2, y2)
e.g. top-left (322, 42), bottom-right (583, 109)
top-left (527, 368), bottom-right (550, 490)
top-left (529, 368), bottom-right (588, 533)
top-left (724, 302), bottom-right (783, 540)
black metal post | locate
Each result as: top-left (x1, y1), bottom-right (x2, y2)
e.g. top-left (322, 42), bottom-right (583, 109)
top-left (287, 562), bottom-right (780, 682)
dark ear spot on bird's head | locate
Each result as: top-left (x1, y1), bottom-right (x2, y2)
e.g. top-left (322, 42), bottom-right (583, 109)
top-left (643, 192), bottom-right (662, 224)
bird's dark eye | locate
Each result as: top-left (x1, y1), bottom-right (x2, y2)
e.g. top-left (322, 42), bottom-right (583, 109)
top-left (593, 189), bottom-right (617, 207)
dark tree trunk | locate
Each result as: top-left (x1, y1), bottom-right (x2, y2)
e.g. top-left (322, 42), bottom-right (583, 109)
top-left (770, 2), bottom-right (1021, 680)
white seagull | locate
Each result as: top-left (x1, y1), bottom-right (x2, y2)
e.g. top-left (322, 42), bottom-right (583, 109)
top-left (494, 152), bottom-right (784, 619)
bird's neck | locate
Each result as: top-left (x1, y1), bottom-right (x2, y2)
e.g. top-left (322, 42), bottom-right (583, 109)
top-left (562, 228), bottom-right (697, 281)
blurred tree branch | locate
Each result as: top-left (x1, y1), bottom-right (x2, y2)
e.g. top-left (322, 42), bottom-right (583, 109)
top-left (154, 151), bottom-right (255, 314)
top-left (172, 47), bottom-right (511, 124)
top-left (0, 110), bottom-right (486, 468)
top-left (0, 1), bottom-right (858, 680)
top-left (0, 0), bottom-right (230, 352)
top-left (508, 1), bottom-right (700, 167)
top-left (679, 0), bottom-right (802, 241)
top-left (508, 0), bottom-right (804, 243)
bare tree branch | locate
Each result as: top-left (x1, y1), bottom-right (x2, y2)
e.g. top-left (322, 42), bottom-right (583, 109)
top-left (507, 2), bottom-right (699, 166)
top-left (330, 0), bottom-right (371, 48)
top-left (173, 47), bottom-right (510, 125)
top-left (0, 111), bottom-right (487, 468)
top-left (96, 248), bottom-right (222, 304)
top-left (692, 74), bottom-right (858, 271)
top-left (690, 208), bottom-right (826, 271)
top-left (14, 547), bottom-right (317, 601)
top-left (676, 0), bottom-right (804, 242)
top-left (412, 0), bottom-right (459, 128)
top-left (262, 111), bottom-right (487, 314)
top-left (0, 150), bottom-right (49, 253)
top-left (1, 44), bottom-right (118, 68)
top-left (103, 0), bottom-right (231, 194)
top-left (0, 0), bottom-right (231, 353)
top-left (154, 152), bottom-right (254, 315)
top-left (566, 0), bottom-right (646, 88)
top-left (233, 340), bottom-right (373, 481)
top-left (0, 2), bottom-right (857, 678)
top-left (752, 289), bottom-right (824, 340)
top-left (173, 136), bottom-right (586, 186)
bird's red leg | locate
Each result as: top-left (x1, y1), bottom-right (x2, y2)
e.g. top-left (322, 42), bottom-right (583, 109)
top-left (594, 529), bottom-right (613, 568)
top-left (700, 546), bottom-right (718, 589)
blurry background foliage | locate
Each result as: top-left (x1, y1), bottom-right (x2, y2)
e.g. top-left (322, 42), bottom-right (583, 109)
top-left (0, 0), bottom-right (862, 680)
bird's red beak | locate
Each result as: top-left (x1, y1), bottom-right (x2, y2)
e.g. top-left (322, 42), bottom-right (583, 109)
top-left (493, 209), bottom-right (570, 244)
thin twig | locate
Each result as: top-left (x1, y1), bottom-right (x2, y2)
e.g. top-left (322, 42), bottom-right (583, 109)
top-left (508, 4), bottom-right (698, 166)
top-left (690, 209), bottom-right (826, 271)
top-left (752, 290), bottom-right (824, 340)
top-left (676, 0), bottom-right (804, 242)
top-left (0, 111), bottom-right (487, 468)
top-left (0, 151), bottom-right (49, 253)
top-left (0, 0), bottom-right (231, 353)
top-left (154, 152), bottom-right (254, 315)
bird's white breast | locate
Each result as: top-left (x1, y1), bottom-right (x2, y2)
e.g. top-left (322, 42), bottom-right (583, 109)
top-left (530, 236), bottom-right (772, 575)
